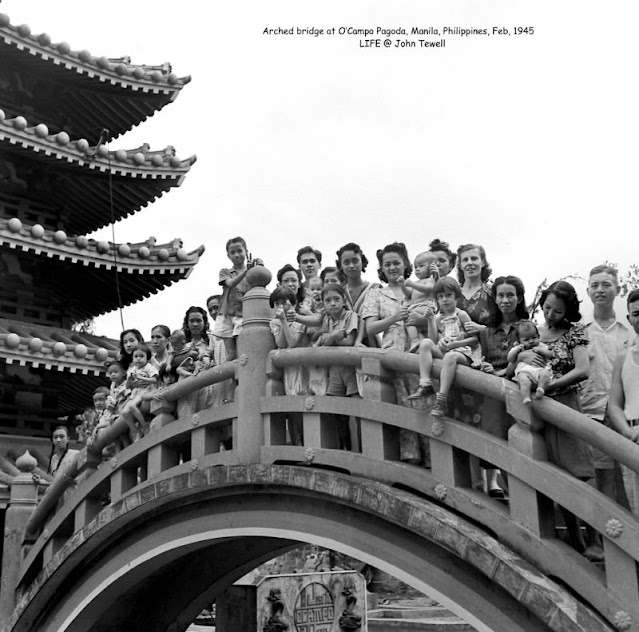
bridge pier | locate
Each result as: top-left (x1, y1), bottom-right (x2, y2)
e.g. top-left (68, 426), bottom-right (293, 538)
top-left (0, 452), bottom-right (38, 623)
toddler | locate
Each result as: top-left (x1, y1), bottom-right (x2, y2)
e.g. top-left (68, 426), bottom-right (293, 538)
top-left (125, 343), bottom-right (159, 439)
top-left (92, 360), bottom-right (129, 454)
top-left (169, 329), bottom-right (200, 383)
top-left (408, 277), bottom-right (479, 418)
top-left (400, 251), bottom-right (439, 351)
top-left (507, 321), bottom-right (554, 404)
top-left (214, 236), bottom-right (263, 361)
top-left (316, 283), bottom-right (360, 450)
top-left (77, 386), bottom-right (109, 444)
top-left (306, 276), bottom-right (324, 314)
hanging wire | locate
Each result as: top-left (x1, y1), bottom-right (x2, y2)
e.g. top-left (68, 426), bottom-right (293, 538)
top-left (99, 129), bottom-right (126, 331)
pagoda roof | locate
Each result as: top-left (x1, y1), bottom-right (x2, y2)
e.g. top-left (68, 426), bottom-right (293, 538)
top-left (0, 217), bottom-right (205, 318)
top-left (0, 317), bottom-right (118, 376)
top-left (0, 114), bottom-right (197, 234)
top-left (0, 13), bottom-right (190, 142)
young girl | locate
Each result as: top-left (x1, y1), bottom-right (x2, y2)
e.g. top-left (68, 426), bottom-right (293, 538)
top-left (316, 283), bottom-right (360, 450)
top-left (401, 251), bottom-right (439, 351)
top-left (125, 343), bottom-right (159, 439)
top-left (47, 426), bottom-right (79, 482)
top-left (269, 286), bottom-right (309, 445)
top-left (320, 266), bottom-right (342, 286)
top-left (408, 277), bottom-right (478, 416)
top-left (93, 360), bottom-right (129, 454)
top-left (507, 321), bottom-right (554, 404)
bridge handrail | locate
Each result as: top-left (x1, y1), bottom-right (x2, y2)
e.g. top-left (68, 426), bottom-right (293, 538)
top-left (22, 359), bottom-right (238, 536)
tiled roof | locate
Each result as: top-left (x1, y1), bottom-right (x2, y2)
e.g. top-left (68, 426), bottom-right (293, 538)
top-left (0, 218), bottom-right (205, 318)
top-left (0, 13), bottom-right (190, 142)
top-left (0, 317), bottom-right (118, 375)
top-left (0, 114), bottom-right (196, 234)
top-left (0, 217), bottom-right (205, 275)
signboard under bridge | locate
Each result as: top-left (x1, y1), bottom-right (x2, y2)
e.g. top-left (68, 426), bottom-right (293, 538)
top-left (257, 571), bottom-right (367, 632)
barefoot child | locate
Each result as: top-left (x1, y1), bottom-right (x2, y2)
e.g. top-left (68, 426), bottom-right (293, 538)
top-left (507, 321), bottom-right (554, 404)
top-left (400, 251), bottom-right (439, 351)
top-left (408, 277), bottom-right (479, 416)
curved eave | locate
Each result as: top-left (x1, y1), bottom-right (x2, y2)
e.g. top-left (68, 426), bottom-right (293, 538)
top-left (0, 116), bottom-right (196, 178)
top-left (0, 15), bottom-right (189, 94)
top-left (0, 318), bottom-right (118, 376)
top-left (0, 117), bottom-right (196, 234)
top-left (0, 219), bottom-right (205, 276)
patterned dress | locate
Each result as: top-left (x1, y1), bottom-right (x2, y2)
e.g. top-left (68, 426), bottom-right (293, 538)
top-left (543, 323), bottom-right (593, 479)
top-left (362, 286), bottom-right (430, 465)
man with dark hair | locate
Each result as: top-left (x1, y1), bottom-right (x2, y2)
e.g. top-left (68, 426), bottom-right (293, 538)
top-left (296, 246), bottom-right (322, 284)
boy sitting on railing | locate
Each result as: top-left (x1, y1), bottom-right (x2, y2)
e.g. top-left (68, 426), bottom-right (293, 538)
top-left (316, 283), bottom-right (360, 450)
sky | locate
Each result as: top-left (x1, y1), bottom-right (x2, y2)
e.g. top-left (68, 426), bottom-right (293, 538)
top-left (3, 1), bottom-right (638, 339)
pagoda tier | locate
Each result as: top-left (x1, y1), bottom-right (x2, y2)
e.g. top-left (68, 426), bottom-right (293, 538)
top-left (0, 115), bottom-right (196, 235)
top-left (0, 217), bottom-right (204, 325)
top-left (0, 13), bottom-right (190, 143)
top-left (0, 318), bottom-right (119, 436)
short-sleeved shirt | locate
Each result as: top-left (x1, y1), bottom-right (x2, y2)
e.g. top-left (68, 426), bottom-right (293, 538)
top-left (319, 309), bottom-right (359, 339)
top-left (458, 283), bottom-right (494, 326)
top-left (580, 319), bottom-right (631, 420)
top-left (480, 321), bottom-right (521, 371)
top-left (545, 322), bottom-right (589, 395)
top-left (361, 286), bottom-right (409, 351)
top-left (219, 267), bottom-right (249, 317)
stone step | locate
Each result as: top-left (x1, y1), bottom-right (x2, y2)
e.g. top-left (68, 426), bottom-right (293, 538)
top-left (369, 616), bottom-right (475, 632)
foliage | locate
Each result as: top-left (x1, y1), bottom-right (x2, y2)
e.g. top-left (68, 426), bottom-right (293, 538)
top-left (71, 318), bottom-right (96, 334)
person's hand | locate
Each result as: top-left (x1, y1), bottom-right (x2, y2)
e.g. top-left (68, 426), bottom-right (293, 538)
top-left (406, 310), bottom-right (430, 328)
top-left (439, 337), bottom-right (453, 352)
top-left (518, 349), bottom-right (545, 367)
top-left (395, 306), bottom-right (410, 322)
top-left (626, 426), bottom-right (639, 443)
top-left (274, 306), bottom-right (286, 321)
top-left (429, 263), bottom-right (439, 280)
top-left (285, 308), bottom-right (296, 322)
top-left (297, 305), bottom-right (312, 316)
top-left (396, 276), bottom-right (405, 286)
top-left (463, 321), bottom-right (481, 334)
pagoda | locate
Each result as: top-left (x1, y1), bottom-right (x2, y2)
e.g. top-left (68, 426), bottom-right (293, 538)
top-left (0, 13), bottom-right (203, 485)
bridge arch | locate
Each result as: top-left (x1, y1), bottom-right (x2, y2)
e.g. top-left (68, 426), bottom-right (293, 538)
top-left (9, 465), bottom-right (608, 632)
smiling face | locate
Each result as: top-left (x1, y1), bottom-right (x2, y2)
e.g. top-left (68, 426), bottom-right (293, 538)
top-left (226, 241), bottom-right (247, 268)
top-left (381, 251), bottom-right (406, 284)
top-left (459, 247), bottom-right (483, 282)
top-left (122, 332), bottom-right (139, 355)
top-left (587, 272), bottom-right (619, 308)
top-left (339, 249), bottom-right (363, 281)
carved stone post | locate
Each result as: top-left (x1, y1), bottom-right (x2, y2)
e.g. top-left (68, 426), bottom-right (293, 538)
top-left (235, 266), bottom-right (275, 463)
top-left (0, 451), bottom-right (39, 621)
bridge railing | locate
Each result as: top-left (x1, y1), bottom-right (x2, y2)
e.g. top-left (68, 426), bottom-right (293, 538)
top-left (5, 269), bottom-right (639, 631)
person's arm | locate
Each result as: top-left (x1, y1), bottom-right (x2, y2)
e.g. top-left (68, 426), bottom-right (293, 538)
top-left (507, 344), bottom-right (523, 364)
top-left (365, 306), bottom-right (409, 337)
top-left (220, 267), bottom-right (248, 289)
top-left (607, 352), bottom-right (639, 442)
top-left (404, 278), bottom-right (434, 293)
top-left (534, 342), bottom-right (554, 361)
top-left (396, 276), bottom-right (412, 300)
top-left (271, 316), bottom-right (290, 349)
top-left (295, 312), bottom-right (324, 327)
top-left (546, 344), bottom-right (589, 393)
top-left (454, 310), bottom-right (479, 348)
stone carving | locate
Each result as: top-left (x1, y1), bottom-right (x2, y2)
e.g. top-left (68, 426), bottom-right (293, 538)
top-left (605, 518), bottom-right (624, 539)
top-left (338, 583), bottom-right (362, 632)
top-left (263, 588), bottom-right (289, 632)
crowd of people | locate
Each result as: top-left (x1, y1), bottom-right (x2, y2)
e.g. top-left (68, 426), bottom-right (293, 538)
top-left (59, 234), bottom-right (639, 560)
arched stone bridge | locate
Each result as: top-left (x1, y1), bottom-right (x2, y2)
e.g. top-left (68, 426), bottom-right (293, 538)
top-left (2, 272), bottom-right (639, 632)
